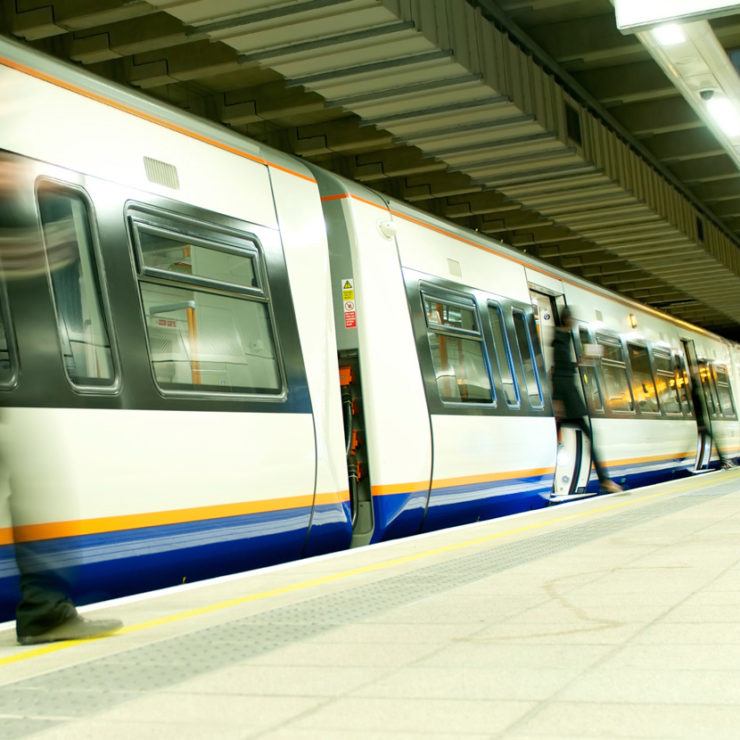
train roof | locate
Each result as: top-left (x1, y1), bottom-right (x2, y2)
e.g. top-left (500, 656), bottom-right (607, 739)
top-left (0, 34), bottom-right (315, 187)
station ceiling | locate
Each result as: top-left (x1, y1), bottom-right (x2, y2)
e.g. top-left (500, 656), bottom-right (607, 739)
top-left (3, 0), bottom-right (740, 339)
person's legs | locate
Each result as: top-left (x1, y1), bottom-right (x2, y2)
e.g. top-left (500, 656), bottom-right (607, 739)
top-left (14, 540), bottom-right (78, 639)
top-left (6, 415), bottom-right (122, 644)
top-left (571, 417), bottom-right (621, 491)
top-left (712, 436), bottom-right (736, 468)
top-left (14, 541), bottom-right (122, 644)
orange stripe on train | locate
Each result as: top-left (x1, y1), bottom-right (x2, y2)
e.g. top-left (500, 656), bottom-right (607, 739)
top-left (371, 467), bottom-right (556, 497)
top-left (323, 193), bottom-right (717, 338)
top-left (0, 489), bottom-right (349, 546)
top-left (0, 56), bottom-right (317, 185)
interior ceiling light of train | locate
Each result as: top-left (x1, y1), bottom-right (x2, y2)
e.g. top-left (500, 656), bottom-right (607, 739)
top-left (2, 0), bottom-right (740, 339)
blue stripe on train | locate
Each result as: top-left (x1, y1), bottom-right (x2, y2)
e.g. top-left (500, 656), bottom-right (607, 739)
top-left (586, 456), bottom-right (695, 492)
top-left (0, 501), bottom-right (352, 624)
top-left (372, 471), bottom-right (554, 541)
top-left (0, 456), bottom-right (714, 624)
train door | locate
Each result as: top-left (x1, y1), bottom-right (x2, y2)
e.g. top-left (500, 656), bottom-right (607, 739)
top-left (682, 338), bottom-right (712, 469)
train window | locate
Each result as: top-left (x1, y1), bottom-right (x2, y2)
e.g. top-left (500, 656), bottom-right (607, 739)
top-left (137, 226), bottom-right (259, 293)
top-left (673, 354), bottom-right (692, 414)
top-left (0, 287), bottom-right (17, 386)
top-left (423, 294), bottom-right (492, 404)
top-left (699, 361), bottom-right (720, 417)
top-left (653, 349), bottom-right (681, 414)
top-left (713, 365), bottom-right (737, 418)
top-left (512, 309), bottom-right (543, 408)
top-left (0, 309), bottom-right (9, 378)
top-left (131, 218), bottom-right (281, 395)
top-left (577, 327), bottom-right (603, 412)
top-left (36, 186), bottom-right (115, 387)
top-left (627, 344), bottom-right (659, 413)
top-left (596, 335), bottom-right (634, 412)
top-left (488, 303), bottom-right (519, 407)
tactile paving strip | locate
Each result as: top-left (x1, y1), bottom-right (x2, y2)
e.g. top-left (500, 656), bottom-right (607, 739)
top-left (1, 482), bottom-right (732, 737)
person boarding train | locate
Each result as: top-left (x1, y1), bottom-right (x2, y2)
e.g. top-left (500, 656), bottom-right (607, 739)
top-left (550, 307), bottom-right (622, 494)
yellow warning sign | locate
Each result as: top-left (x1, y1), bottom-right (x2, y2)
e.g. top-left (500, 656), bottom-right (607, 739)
top-left (342, 278), bottom-right (354, 301)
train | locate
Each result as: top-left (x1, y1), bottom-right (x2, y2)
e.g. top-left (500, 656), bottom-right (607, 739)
top-left (0, 36), bottom-right (738, 621)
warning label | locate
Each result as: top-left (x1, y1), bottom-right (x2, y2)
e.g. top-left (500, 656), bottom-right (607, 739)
top-left (341, 278), bottom-right (356, 328)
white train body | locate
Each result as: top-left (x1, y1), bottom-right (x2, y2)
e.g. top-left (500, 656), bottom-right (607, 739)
top-left (0, 37), bottom-right (737, 617)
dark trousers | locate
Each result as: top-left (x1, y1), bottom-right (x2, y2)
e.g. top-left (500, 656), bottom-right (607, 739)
top-left (0, 409), bottom-right (80, 638)
top-left (14, 539), bottom-right (77, 638)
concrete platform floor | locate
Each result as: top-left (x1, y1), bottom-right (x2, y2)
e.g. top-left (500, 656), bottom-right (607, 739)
top-left (2, 468), bottom-right (740, 739)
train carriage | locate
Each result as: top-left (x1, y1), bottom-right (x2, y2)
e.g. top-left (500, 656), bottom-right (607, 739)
top-left (0, 36), bottom-right (353, 618)
top-left (0, 35), bottom-right (737, 621)
top-left (313, 166), bottom-right (739, 521)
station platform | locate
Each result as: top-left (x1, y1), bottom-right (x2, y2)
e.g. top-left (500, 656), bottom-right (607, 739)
top-left (2, 468), bottom-right (740, 739)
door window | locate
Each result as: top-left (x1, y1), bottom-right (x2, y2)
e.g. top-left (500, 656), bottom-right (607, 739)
top-left (512, 309), bottom-right (543, 408)
top-left (488, 303), bottom-right (519, 407)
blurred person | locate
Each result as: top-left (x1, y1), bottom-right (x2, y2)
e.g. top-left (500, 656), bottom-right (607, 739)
top-left (0, 152), bottom-right (121, 644)
top-left (687, 358), bottom-right (735, 470)
top-left (551, 307), bottom-right (622, 493)
top-left (2, 413), bottom-right (122, 644)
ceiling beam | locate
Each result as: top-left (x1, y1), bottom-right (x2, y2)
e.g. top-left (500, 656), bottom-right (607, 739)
top-left (668, 156), bottom-right (740, 185)
top-left (572, 61), bottom-right (674, 105)
top-left (525, 12), bottom-right (643, 65)
top-left (11, 0), bottom-right (153, 40)
top-left (67, 13), bottom-right (198, 63)
top-left (642, 129), bottom-right (725, 163)
top-left (611, 97), bottom-right (702, 136)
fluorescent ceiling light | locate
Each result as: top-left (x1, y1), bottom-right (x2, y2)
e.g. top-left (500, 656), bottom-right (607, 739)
top-left (706, 94), bottom-right (740, 136)
top-left (652, 23), bottom-right (687, 46)
top-left (615, 0), bottom-right (740, 31)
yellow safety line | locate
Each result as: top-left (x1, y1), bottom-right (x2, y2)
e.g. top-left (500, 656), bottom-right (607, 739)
top-left (3, 470), bottom-right (738, 668)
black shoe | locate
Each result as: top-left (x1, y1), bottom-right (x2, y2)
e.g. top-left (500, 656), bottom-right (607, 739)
top-left (18, 615), bottom-right (123, 645)
top-left (722, 461), bottom-right (737, 470)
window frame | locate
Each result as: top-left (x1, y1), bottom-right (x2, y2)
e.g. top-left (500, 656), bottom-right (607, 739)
top-left (652, 347), bottom-right (683, 416)
top-left (673, 352), bottom-right (693, 416)
top-left (574, 323), bottom-right (605, 414)
top-left (36, 178), bottom-right (119, 394)
top-left (0, 281), bottom-right (19, 390)
top-left (403, 270), bottom-right (551, 417)
top-left (487, 300), bottom-right (520, 409)
top-left (698, 359), bottom-right (721, 418)
top-left (625, 341), bottom-right (661, 415)
top-left (128, 207), bottom-right (287, 401)
top-left (133, 221), bottom-right (265, 299)
top-left (595, 332), bottom-right (635, 415)
top-left (712, 363), bottom-right (738, 420)
top-left (511, 306), bottom-right (544, 409)
top-left (420, 286), bottom-right (494, 407)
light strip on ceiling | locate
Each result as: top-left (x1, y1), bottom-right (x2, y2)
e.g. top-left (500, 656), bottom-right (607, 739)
top-left (615, 0), bottom-right (740, 31)
top-left (652, 23), bottom-right (687, 46)
top-left (637, 19), bottom-right (740, 167)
